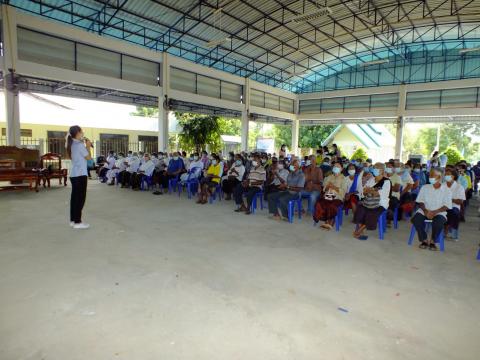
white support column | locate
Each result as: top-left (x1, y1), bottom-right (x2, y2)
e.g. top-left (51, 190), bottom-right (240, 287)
top-left (2, 5), bottom-right (20, 146)
top-left (291, 118), bottom-right (300, 157)
top-left (394, 116), bottom-right (404, 160)
top-left (158, 53), bottom-right (169, 152)
top-left (241, 109), bottom-right (249, 152)
top-left (241, 78), bottom-right (251, 152)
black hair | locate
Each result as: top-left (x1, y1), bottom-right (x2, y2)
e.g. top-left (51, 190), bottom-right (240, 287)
top-left (65, 125), bottom-right (82, 159)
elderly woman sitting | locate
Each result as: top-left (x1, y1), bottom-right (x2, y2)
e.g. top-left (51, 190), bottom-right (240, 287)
top-left (197, 154), bottom-right (222, 204)
top-left (313, 162), bottom-right (346, 230)
top-left (353, 162), bottom-right (391, 239)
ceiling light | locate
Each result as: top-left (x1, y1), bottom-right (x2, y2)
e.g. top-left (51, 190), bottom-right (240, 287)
top-left (205, 37), bottom-right (231, 48)
top-left (459, 47), bottom-right (480, 54)
top-left (361, 59), bottom-right (390, 67)
top-left (289, 7), bottom-right (332, 23)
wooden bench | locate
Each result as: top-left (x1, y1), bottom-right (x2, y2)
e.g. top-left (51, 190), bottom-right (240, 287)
top-left (40, 152), bottom-right (68, 187)
top-left (0, 146), bottom-right (41, 192)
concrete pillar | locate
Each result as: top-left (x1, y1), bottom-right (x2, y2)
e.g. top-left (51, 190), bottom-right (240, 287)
top-left (158, 53), bottom-right (170, 152)
top-left (241, 109), bottom-right (249, 152)
top-left (394, 116), bottom-right (404, 160)
top-left (4, 77), bottom-right (20, 146)
top-left (158, 100), bottom-right (169, 152)
top-left (291, 118), bottom-right (300, 156)
top-left (2, 5), bottom-right (20, 146)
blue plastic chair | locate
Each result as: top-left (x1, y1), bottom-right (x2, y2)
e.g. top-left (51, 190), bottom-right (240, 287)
top-left (393, 206), bottom-right (399, 229)
top-left (115, 172), bottom-right (122, 187)
top-left (209, 184), bottom-right (223, 203)
top-left (301, 193), bottom-right (313, 214)
top-left (249, 191), bottom-right (264, 214)
top-left (476, 247), bottom-right (480, 261)
top-left (168, 175), bottom-right (180, 194)
top-left (335, 204), bottom-right (344, 231)
top-left (287, 196), bottom-right (303, 223)
top-left (378, 210), bottom-right (387, 240)
top-left (178, 167), bottom-right (202, 198)
top-left (140, 174), bottom-right (154, 191)
top-left (407, 220), bottom-right (445, 252)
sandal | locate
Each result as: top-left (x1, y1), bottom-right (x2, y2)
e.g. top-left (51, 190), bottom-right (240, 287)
top-left (428, 243), bottom-right (438, 251)
top-left (419, 242), bottom-right (428, 249)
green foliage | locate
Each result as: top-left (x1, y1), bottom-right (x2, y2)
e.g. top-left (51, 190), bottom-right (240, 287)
top-left (444, 145), bottom-right (463, 165)
top-left (351, 147), bottom-right (369, 161)
top-left (218, 117), bottom-right (241, 136)
top-left (131, 106), bottom-right (158, 117)
top-left (299, 125), bottom-right (336, 148)
top-left (176, 112), bottom-right (221, 153)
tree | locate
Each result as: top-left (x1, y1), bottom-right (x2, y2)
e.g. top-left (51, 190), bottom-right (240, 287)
top-left (218, 117), bottom-right (241, 136)
top-left (176, 112), bottom-right (221, 153)
top-left (351, 147), bottom-right (369, 161)
top-left (444, 145), bottom-right (463, 165)
top-left (131, 106), bottom-right (158, 117)
top-left (299, 125), bottom-right (336, 149)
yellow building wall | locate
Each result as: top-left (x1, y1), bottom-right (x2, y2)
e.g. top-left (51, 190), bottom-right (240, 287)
top-left (325, 127), bottom-right (362, 157)
top-left (0, 122), bottom-right (158, 141)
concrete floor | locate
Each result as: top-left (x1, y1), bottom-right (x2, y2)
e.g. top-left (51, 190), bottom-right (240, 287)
top-left (1, 181), bottom-right (479, 360)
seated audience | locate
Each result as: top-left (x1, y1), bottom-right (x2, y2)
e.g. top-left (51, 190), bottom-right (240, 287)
top-left (313, 162), bottom-right (346, 230)
top-left (444, 168), bottom-right (465, 241)
top-left (234, 154), bottom-right (266, 215)
top-left (267, 159), bottom-right (305, 220)
top-left (153, 151), bottom-right (185, 195)
top-left (353, 163), bottom-right (391, 239)
top-left (120, 152), bottom-right (140, 188)
top-left (344, 163), bottom-right (362, 214)
top-left (180, 153), bottom-right (203, 183)
top-left (411, 168), bottom-right (452, 250)
top-left (197, 154), bottom-right (222, 204)
top-left (300, 155), bottom-right (323, 213)
top-left (106, 152), bottom-right (125, 185)
top-left (222, 154), bottom-right (246, 200)
top-left (131, 153), bottom-right (155, 190)
top-left (98, 150), bottom-right (115, 181)
top-left (264, 157), bottom-right (289, 200)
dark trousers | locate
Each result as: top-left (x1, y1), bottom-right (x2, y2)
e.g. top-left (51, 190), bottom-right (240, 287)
top-left (447, 208), bottom-right (460, 230)
top-left (222, 178), bottom-right (240, 194)
top-left (411, 213), bottom-right (446, 243)
top-left (264, 184), bottom-right (280, 200)
top-left (98, 167), bottom-right (108, 179)
top-left (121, 171), bottom-right (132, 187)
top-left (70, 176), bottom-right (88, 224)
top-left (267, 191), bottom-right (299, 217)
top-left (354, 204), bottom-right (385, 230)
top-left (233, 183), bottom-right (261, 207)
top-left (157, 173), bottom-right (176, 189)
top-left (131, 173), bottom-right (146, 189)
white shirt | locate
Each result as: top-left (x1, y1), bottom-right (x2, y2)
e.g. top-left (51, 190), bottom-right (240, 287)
top-left (446, 181), bottom-right (465, 210)
top-left (127, 156), bottom-right (140, 173)
top-left (115, 157), bottom-right (127, 171)
top-left (364, 177), bottom-right (391, 210)
top-left (227, 164), bottom-right (246, 181)
top-left (138, 159), bottom-right (155, 176)
top-left (104, 155), bottom-right (116, 169)
top-left (415, 183), bottom-right (452, 219)
top-left (344, 174), bottom-right (363, 197)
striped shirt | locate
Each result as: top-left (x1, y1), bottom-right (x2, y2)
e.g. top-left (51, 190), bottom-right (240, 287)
top-left (247, 166), bottom-right (266, 188)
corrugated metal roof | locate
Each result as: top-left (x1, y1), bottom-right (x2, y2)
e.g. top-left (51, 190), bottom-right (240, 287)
top-left (7, 0), bottom-right (480, 92)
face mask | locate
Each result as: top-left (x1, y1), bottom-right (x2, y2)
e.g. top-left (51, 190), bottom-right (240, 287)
top-left (261, 159), bottom-right (266, 164)
top-left (189, 157), bottom-right (193, 161)
top-left (432, 162), bottom-right (438, 167)
top-left (289, 165), bottom-right (295, 171)
top-left (414, 168), bottom-right (420, 173)
top-left (173, 156), bottom-right (179, 161)
top-left (235, 160), bottom-right (242, 166)
top-left (323, 162), bottom-right (330, 166)
top-left (444, 175), bottom-right (452, 182)
top-left (429, 177), bottom-right (438, 184)
top-left (332, 167), bottom-right (341, 174)
top-left (372, 168), bottom-right (380, 177)
top-left (394, 167), bottom-right (402, 173)
top-left (251, 160), bottom-right (258, 167)
top-left (306, 160), bottom-right (311, 166)
top-left (385, 168), bottom-right (393, 174)
top-left (347, 169), bottom-right (355, 176)
top-left (247, 157), bottom-right (252, 161)
top-left (277, 164), bottom-right (284, 170)
top-left (467, 167), bottom-right (471, 171)
top-left (193, 156), bottom-right (199, 160)
top-left (211, 160), bottom-right (217, 165)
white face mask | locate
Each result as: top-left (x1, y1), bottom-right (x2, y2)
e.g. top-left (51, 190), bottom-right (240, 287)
top-left (251, 160), bottom-right (258, 167)
top-left (211, 160), bottom-right (217, 165)
top-left (348, 169), bottom-right (355, 176)
top-left (193, 156), bottom-right (199, 160)
top-left (277, 164), bottom-right (284, 170)
top-left (306, 160), bottom-right (311, 166)
top-left (173, 156), bottom-right (178, 160)
top-left (429, 177), bottom-right (438, 184)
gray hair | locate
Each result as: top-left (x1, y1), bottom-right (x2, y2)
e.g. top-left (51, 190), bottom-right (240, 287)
top-left (374, 162), bottom-right (386, 171)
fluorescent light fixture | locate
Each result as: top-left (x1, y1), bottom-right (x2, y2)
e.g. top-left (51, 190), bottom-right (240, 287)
top-left (286, 69), bottom-right (308, 76)
top-left (289, 7), bottom-right (332, 23)
top-left (205, 37), bottom-right (231, 48)
top-left (361, 59), bottom-right (390, 67)
top-left (459, 47), bottom-right (480, 54)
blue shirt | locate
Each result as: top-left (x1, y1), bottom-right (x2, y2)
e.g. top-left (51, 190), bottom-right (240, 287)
top-left (70, 139), bottom-right (89, 177)
top-left (167, 158), bottom-right (184, 173)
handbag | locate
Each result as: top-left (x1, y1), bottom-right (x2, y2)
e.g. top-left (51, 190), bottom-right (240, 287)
top-left (362, 192), bottom-right (380, 209)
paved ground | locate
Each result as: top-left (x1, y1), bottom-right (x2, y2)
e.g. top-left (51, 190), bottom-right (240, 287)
top-left (1, 181), bottom-right (479, 360)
